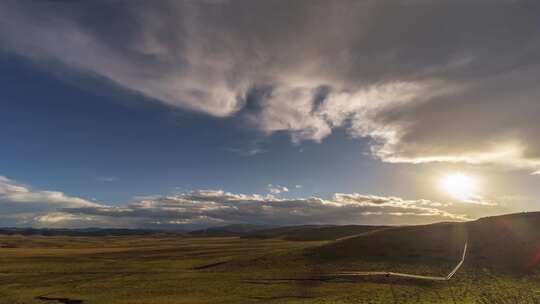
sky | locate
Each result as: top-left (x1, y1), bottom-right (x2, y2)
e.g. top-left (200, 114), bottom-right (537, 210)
top-left (1, 0), bottom-right (540, 229)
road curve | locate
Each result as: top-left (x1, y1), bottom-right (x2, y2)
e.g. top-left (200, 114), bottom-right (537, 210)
top-left (326, 241), bottom-right (468, 281)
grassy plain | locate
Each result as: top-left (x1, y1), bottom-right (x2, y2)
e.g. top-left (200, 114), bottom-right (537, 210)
top-left (2, 218), bottom-right (540, 303)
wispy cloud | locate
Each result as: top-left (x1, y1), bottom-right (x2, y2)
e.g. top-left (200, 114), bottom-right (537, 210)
top-left (2, 1), bottom-right (540, 170)
top-left (267, 184), bottom-right (289, 195)
top-left (225, 147), bottom-right (266, 157)
top-left (96, 176), bottom-right (118, 182)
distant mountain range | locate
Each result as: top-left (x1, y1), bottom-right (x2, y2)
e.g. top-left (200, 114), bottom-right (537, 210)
top-left (188, 224), bottom-right (275, 236)
top-left (0, 224), bottom-right (387, 239)
top-left (0, 227), bottom-right (179, 237)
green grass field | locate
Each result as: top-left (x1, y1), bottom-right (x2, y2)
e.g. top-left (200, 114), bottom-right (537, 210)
top-left (2, 227), bottom-right (540, 304)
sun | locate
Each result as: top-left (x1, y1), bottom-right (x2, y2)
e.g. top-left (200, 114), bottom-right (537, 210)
top-left (440, 173), bottom-right (477, 202)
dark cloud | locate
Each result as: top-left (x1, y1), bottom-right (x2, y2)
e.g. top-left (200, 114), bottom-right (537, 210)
top-left (2, 1), bottom-right (540, 168)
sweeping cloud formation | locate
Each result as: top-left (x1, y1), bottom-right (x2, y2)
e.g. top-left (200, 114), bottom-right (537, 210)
top-left (2, 1), bottom-right (540, 170)
top-left (0, 176), bottom-right (470, 228)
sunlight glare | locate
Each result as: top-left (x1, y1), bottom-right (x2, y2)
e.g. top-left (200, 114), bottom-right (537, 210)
top-left (440, 173), bottom-right (477, 202)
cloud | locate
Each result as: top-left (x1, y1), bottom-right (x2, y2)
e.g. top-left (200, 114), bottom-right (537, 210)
top-left (225, 147), bottom-right (266, 157)
top-left (0, 176), bottom-right (106, 227)
top-left (96, 176), bottom-right (118, 182)
top-left (0, 176), bottom-right (479, 228)
top-left (50, 190), bottom-right (470, 229)
top-left (2, 1), bottom-right (540, 169)
top-left (0, 176), bottom-right (102, 208)
top-left (33, 212), bottom-right (91, 225)
top-left (267, 184), bottom-right (289, 195)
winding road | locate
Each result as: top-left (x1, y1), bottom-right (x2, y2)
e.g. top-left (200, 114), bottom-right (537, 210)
top-left (327, 241), bottom-right (468, 281)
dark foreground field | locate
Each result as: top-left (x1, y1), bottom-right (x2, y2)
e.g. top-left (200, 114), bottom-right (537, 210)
top-left (3, 213), bottom-right (540, 303)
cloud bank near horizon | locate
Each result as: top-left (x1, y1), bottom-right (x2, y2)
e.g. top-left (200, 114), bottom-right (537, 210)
top-left (59, 190), bottom-right (470, 228)
top-left (0, 176), bottom-right (105, 227)
top-left (2, 1), bottom-right (540, 170)
top-left (0, 175), bottom-right (478, 229)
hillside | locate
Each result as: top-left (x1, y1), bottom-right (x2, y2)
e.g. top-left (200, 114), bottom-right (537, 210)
top-left (244, 224), bottom-right (386, 241)
top-left (3, 212), bottom-right (540, 303)
top-left (311, 212), bottom-right (540, 273)
top-left (188, 224), bottom-right (273, 236)
top-left (466, 212), bottom-right (540, 271)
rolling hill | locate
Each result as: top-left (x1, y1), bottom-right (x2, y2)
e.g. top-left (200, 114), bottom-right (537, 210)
top-left (310, 212), bottom-right (540, 273)
top-left (3, 212), bottom-right (540, 302)
top-left (243, 224), bottom-right (386, 241)
top-left (188, 224), bottom-right (273, 236)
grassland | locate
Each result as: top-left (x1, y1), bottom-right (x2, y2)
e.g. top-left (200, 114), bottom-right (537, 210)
top-left (3, 215), bottom-right (540, 303)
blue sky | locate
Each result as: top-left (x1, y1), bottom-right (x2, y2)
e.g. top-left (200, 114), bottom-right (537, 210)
top-left (1, 52), bottom-right (404, 203)
top-left (1, 1), bottom-right (540, 229)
